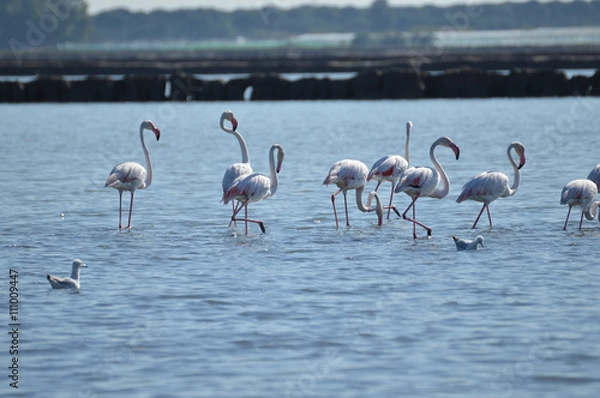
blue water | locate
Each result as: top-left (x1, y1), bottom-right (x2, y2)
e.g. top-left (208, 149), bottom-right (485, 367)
top-left (2, 98), bottom-right (600, 397)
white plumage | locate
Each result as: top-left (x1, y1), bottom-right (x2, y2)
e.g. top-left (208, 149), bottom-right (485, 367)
top-left (452, 235), bottom-right (485, 251)
top-left (223, 144), bottom-right (285, 234)
top-left (456, 142), bottom-right (526, 229)
top-left (560, 179), bottom-right (599, 230)
top-left (47, 259), bottom-right (87, 289)
top-left (368, 121), bottom-right (412, 219)
top-left (395, 136), bottom-right (460, 239)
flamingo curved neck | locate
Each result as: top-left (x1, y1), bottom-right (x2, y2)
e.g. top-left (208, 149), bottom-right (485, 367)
top-left (355, 185), bottom-right (369, 212)
top-left (506, 145), bottom-right (521, 196)
top-left (141, 126), bottom-right (153, 188)
top-left (268, 145), bottom-right (279, 196)
top-left (221, 117), bottom-right (249, 164)
top-left (585, 200), bottom-right (599, 220)
top-left (404, 124), bottom-right (411, 164)
top-left (430, 142), bottom-right (450, 199)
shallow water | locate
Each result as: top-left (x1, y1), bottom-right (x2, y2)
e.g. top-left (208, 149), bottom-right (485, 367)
top-left (2, 98), bottom-right (600, 397)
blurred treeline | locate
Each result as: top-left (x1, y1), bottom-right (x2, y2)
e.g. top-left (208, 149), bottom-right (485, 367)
top-left (1, 0), bottom-right (599, 47)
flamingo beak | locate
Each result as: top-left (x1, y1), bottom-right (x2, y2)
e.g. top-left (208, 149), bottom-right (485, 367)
top-left (231, 116), bottom-right (238, 131)
top-left (454, 146), bottom-right (461, 160)
top-left (153, 127), bottom-right (161, 141)
top-left (518, 153), bottom-right (526, 169)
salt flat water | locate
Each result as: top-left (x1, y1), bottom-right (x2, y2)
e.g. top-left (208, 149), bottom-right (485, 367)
top-left (1, 98), bottom-right (600, 397)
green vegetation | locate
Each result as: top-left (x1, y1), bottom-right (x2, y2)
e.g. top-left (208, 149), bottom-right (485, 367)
top-left (1, 0), bottom-right (599, 48)
top-left (0, 0), bottom-right (91, 48)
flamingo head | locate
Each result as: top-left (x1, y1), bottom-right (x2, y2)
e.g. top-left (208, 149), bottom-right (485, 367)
top-left (141, 120), bottom-right (161, 141)
top-left (511, 142), bottom-right (526, 169)
top-left (406, 121), bottom-right (413, 135)
top-left (220, 110), bottom-right (238, 132)
top-left (275, 144), bottom-right (285, 174)
top-left (437, 136), bottom-right (460, 160)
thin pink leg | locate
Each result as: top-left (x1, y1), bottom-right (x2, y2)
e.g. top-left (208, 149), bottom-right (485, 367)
top-left (386, 183), bottom-right (395, 220)
top-left (578, 210), bottom-right (584, 230)
top-left (402, 196), bottom-right (431, 238)
top-left (563, 206), bottom-right (572, 230)
top-left (118, 190), bottom-right (123, 229)
top-left (343, 191), bottom-right (350, 226)
top-left (486, 206), bottom-right (493, 228)
top-left (230, 200), bottom-right (266, 234)
top-left (127, 191), bottom-right (135, 229)
top-left (471, 204), bottom-right (487, 229)
top-left (330, 189), bottom-right (346, 229)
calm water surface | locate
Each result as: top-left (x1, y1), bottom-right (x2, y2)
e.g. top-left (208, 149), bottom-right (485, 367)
top-left (2, 98), bottom-right (600, 397)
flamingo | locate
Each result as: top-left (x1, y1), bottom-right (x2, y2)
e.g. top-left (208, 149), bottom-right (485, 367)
top-left (394, 136), bottom-right (460, 239)
top-left (105, 120), bottom-right (160, 229)
top-left (560, 179), bottom-right (599, 230)
top-left (220, 110), bottom-right (252, 219)
top-left (368, 121), bottom-right (412, 219)
top-left (47, 259), bottom-right (87, 289)
top-left (587, 163), bottom-right (600, 190)
top-left (456, 142), bottom-right (526, 229)
top-left (222, 144), bottom-right (285, 234)
top-left (323, 159), bottom-right (398, 228)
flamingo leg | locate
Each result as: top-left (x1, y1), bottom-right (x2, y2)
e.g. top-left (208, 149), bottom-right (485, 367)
top-left (245, 204), bottom-right (249, 235)
top-left (486, 206), bottom-right (493, 228)
top-left (330, 190), bottom-right (341, 229)
top-left (578, 210), bottom-right (584, 230)
top-left (386, 182), bottom-right (395, 220)
top-left (402, 196), bottom-right (432, 239)
top-left (228, 201), bottom-right (237, 227)
top-left (127, 191), bottom-right (135, 229)
top-left (563, 206), bottom-right (572, 230)
top-left (230, 200), bottom-right (265, 234)
top-left (471, 204), bottom-right (487, 229)
top-left (118, 190), bottom-right (123, 229)
top-left (343, 190), bottom-right (350, 227)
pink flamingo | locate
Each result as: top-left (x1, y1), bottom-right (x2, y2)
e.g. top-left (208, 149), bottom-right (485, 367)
top-left (560, 179), bottom-right (599, 230)
top-left (394, 136), bottom-right (460, 239)
top-left (220, 110), bottom-right (252, 223)
top-left (222, 144), bottom-right (285, 234)
top-left (456, 142), bottom-right (526, 229)
top-left (368, 121), bottom-right (412, 219)
top-left (323, 159), bottom-right (397, 228)
top-left (105, 120), bottom-right (160, 229)
top-left (587, 163), bottom-right (600, 190)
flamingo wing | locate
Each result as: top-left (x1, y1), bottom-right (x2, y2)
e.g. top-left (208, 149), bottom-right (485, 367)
top-left (222, 162), bottom-right (253, 193)
top-left (457, 171), bottom-right (510, 204)
top-left (368, 155), bottom-right (408, 182)
top-left (223, 173), bottom-right (271, 204)
top-left (561, 179), bottom-right (597, 208)
top-left (323, 159), bottom-right (368, 189)
top-left (587, 164), bottom-right (600, 190)
top-left (396, 166), bottom-right (437, 195)
top-left (105, 161), bottom-right (147, 190)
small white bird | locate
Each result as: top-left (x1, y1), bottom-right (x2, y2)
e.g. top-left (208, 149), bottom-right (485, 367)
top-left (452, 235), bottom-right (484, 251)
top-left (47, 259), bottom-right (87, 289)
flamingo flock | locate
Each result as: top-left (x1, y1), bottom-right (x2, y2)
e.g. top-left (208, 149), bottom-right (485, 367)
top-left (104, 112), bottom-right (600, 236)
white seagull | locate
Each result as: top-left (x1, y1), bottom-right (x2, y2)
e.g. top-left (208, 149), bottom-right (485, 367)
top-left (452, 235), bottom-right (485, 251)
top-left (47, 259), bottom-right (87, 289)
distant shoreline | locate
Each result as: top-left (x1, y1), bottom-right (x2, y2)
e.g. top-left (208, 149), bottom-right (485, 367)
top-left (1, 46), bottom-right (600, 76)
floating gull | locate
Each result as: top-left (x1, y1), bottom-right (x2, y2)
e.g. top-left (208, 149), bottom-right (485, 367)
top-left (47, 259), bottom-right (87, 289)
top-left (452, 235), bottom-right (484, 251)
